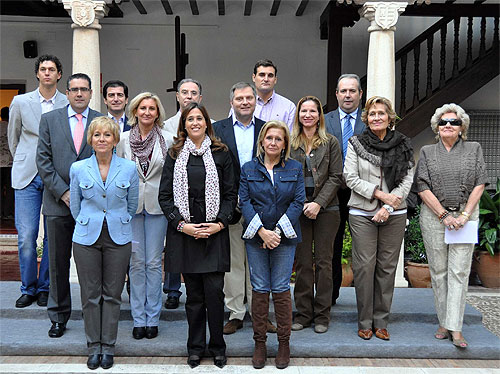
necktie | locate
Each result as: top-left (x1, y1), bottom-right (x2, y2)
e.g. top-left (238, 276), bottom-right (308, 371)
top-left (74, 113), bottom-right (84, 154)
top-left (342, 114), bottom-right (353, 161)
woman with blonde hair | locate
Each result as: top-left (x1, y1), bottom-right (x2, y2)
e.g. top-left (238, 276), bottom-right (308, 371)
top-left (116, 92), bottom-right (172, 340)
top-left (289, 96), bottom-right (343, 334)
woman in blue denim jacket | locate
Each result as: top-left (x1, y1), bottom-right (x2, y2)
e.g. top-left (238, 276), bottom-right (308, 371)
top-left (239, 120), bottom-right (305, 369)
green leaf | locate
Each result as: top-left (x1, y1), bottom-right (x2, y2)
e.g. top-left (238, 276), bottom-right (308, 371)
top-left (479, 209), bottom-right (493, 215)
top-left (485, 228), bottom-right (497, 244)
top-left (486, 242), bottom-right (494, 256)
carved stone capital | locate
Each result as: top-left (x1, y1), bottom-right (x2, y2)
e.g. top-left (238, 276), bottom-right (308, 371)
top-left (62, 0), bottom-right (109, 29)
top-left (360, 2), bottom-right (407, 32)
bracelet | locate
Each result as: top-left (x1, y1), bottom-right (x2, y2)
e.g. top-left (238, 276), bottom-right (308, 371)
top-left (438, 210), bottom-right (450, 223)
top-left (461, 211), bottom-right (471, 220)
top-left (177, 221), bottom-right (186, 232)
top-left (274, 226), bottom-right (282, 237)
top-left (217, 222), bottom-right (224, 231)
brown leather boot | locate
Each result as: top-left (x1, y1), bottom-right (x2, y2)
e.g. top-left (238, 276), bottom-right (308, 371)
top-left (251, 291), bottom-right (269, 369)
top-left (273, 290), bottom-right (292, 369)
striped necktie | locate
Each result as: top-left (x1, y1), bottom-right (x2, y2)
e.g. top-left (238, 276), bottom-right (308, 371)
top-left (342, 114), bottom-right (353, 161)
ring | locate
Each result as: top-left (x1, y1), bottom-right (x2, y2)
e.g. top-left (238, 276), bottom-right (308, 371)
top-left (380, 220), bottom-right (384, 223)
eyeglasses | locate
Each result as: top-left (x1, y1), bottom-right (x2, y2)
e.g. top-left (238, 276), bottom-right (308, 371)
top-left (68, 87), bottom-right (90, 93)
top-left (438, 119), bottom-right (462, 127)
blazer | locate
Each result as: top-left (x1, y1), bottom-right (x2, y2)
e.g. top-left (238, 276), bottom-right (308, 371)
top-left (36, 105), bottom-right (103, 216)
top-left (239, 157), bottom-right (305, 245)
top-left (116, 127), bottom-right (173, 215)
top-left (8, 89), bottom-right (68, 189)
top-left (70, 154), bottom-right (139, 246)
top-left (290, 135), bottom-right (343, 208)
top-left (343, 137), bottom-right (414, 212)
top-left (324, 107), bottom-right (365, 160)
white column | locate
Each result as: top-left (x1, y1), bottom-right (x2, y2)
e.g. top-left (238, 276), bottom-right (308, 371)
top-left (63, 0), bottom-right (108, 112)
top-left (360, 2), bottom-right (407, 107)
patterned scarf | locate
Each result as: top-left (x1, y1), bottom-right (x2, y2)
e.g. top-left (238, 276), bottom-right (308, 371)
top-left (129, 125), bottom-right (168, 172)
top-left (173, 135), bottom-right (220, 223)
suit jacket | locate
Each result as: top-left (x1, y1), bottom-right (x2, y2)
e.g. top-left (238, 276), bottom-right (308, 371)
top-left (36, 105), bottom-right (103, 216)
top-left (70, 154), bottom-right (139, 246)
top-left (8, 89), bottom-right (68, 189)
top-left (324, 107), bottom-right (365, 159)
top-left (116, 127), bottom-right (173, 215)
top-left (123, 116), bottom-right (131, 132)
top-left (213, 116), bottom-right (265, 189)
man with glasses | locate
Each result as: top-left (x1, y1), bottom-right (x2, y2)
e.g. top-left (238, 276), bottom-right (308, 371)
top-left (37, 73), bottom-right (102, 338)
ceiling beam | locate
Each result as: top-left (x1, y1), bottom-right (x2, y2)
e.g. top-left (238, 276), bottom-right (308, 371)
top-left (270, 0), bottom-right (281, 16)
top-left (189, 0), bottom-right (199, 15)
top-left (244, 0), bottom-right (253, 16)
top-left (218, 0), bottom-right (225, 15)
top-left (295, 0), bottom-right (309, 16)
top-left (403, 4), bottom-right (500, 17)
top-left (160, 0), bottom-right (173, 15)
top-left (132, 0), bottom-right (147, 14)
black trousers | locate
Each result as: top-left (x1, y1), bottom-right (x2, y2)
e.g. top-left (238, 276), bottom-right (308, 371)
top-left (332, 187), bottom-right (351, 302)
top-left (183, 272), bottom-right (226, 357)
top-left (46, 214), bottom-right (75, 324)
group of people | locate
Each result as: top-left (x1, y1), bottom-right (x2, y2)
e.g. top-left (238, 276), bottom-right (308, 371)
top-left (8, 54), bottom-right (487, 370)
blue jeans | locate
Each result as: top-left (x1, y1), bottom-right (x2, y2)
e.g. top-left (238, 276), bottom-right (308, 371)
top-left (14, 175), bottom-right (49, 296)
top-left (130, 211), bottom-right (167, 327)
top-left (245, 242), bottom-right (296, 293)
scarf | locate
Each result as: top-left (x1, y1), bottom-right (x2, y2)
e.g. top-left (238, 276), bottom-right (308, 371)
top-left (173, 135), bottom-right (220, 223)
top-left (352, 128), bottom-right (414, 191)
top-left (129, 125), bottom-right (168, 172)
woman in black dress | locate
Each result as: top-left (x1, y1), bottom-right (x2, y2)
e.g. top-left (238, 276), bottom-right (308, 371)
top-left (158, 102), bottom-right (237, 369)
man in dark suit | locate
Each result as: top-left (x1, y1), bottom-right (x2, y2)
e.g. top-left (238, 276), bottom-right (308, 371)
top-left (103, 80), bottom-right (130, 132)
top-left (213, 82), bottom-right (274, 335)
top-left (37, 73), bottom-right (102, 338)
top-left (324, 73), bottom-right (365, 305)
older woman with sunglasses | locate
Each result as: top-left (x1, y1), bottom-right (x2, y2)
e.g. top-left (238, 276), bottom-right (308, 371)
top-left (415, 103), bottom-right (487, 349)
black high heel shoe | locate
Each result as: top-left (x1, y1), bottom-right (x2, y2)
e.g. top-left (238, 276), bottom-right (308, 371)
top-left (187, 355), bottom-right (201, 368)
top-left (214, 355), bottom-right (227, 368)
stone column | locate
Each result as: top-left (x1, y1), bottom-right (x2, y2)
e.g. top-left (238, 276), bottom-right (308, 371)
top-left (360, 1), bottom-right (407, 107)
top-left (63, 0), bottom-right (109, 112)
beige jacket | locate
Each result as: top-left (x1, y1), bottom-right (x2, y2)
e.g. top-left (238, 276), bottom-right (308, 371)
top-left (343, 140), bottom-right (414, 212)
top-left (116, 128), bottom-right (173, 215)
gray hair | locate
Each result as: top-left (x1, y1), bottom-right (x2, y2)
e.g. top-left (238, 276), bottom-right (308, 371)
top-left (230, 82), bottom-right (257, 102)
top-left (336, 74), bottom-right (362, 92)
top-left (430, 103), bottom-right (470, 140)
top-left (177, 78), bottom-right (202, 94)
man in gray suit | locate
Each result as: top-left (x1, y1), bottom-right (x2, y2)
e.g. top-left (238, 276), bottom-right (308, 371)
top-left (324, 74), bottom-right (365, 305)
top-left (37, 73), bottom-right (102, 338)
top-left (8, 55), bottom-right (68, 309)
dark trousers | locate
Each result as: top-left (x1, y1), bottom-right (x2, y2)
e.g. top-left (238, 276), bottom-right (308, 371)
top-left (163, 250), bottom-right (182, 298)
top-left (73, 223), bottom-right (131, 355)
top-left (294, 209), bottom-right (340, 326)
top-left (46, 215), bottom-right (74, 324)
top-left (332, 187), bottom-right (351, 302)
top-left (183, 272), bottom-right (226, 357)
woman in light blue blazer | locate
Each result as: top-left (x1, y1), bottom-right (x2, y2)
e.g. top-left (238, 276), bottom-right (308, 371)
top-left (70, 116), bottom-right (138, 370)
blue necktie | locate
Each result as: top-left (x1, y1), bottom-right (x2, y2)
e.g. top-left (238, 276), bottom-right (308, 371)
top-left (342, 114), bottom-right (353, 161)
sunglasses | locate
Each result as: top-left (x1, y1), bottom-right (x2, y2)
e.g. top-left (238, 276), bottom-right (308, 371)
top-left (438, 119), bottom-right (462, 127)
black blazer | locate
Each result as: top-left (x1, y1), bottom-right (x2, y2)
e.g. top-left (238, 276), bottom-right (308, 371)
top-left (37, 105), bottom-right (103, 216)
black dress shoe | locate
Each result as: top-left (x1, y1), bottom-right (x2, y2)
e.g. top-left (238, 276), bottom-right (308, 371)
top-left (164, 296), bottom-right (179, 309)
top-left (87, 354), bottom-right (101, 370)
top-left (145, 326), bottom-right (158, 339)
top-left (133, 326), bottom-right (146, 339)
top-left (214, 355), bottom-right (227, 368)
top-left (100, 354), bottom-right (114, 369)
top-left (15, 294), bottom-right (37, 308)
top-left (48, 322), bottom-right (66, 338)
top-left (37, 292), bottom-right (49, 307)
top-left (187, 355), bottom-right (201, 368)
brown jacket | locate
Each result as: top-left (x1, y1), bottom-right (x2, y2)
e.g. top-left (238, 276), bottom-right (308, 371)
top-left (290, 135), bottom-right (343, 209)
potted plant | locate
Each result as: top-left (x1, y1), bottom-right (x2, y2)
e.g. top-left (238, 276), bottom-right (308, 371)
top-left (405, 206), bottom-right (432, 288)
top-left (474, 178), bottom-right (500, 288)
top-left (341, 224), bottom-right (353, 287)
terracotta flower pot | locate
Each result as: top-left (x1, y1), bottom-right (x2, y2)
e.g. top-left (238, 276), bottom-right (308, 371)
top-left (341, 263), bottom-right (353, 287)
top-left (406, 261), bottom-right (432, 288)
top-left (475, 251), bottom-right (500, 288)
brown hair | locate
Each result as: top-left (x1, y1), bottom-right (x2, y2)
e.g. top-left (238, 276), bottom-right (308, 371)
top-left (169, 102), bottom-right (227, 159)
top-left (290, 96), bottom-right (330, 151)
top-left (361, 96), bottom-right (397, 130)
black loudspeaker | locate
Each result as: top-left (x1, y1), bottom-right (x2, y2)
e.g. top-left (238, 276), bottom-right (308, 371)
top-left (23, 40), bottom-right (38, 58)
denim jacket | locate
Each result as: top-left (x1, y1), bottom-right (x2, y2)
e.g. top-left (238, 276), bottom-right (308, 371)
top-left (239, 156), bottom-right (305, 245)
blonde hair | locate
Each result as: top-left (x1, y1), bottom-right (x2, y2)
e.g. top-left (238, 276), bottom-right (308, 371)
top-left (256, 121), bottom-right (291, 160)
top-left (361, 96), bottom-right (397, 130)
top-left (291, 96), bottom-right (330, 150)
top-left (430, 103), bottom-right (470, 140)
top-left (86, 116), bottom-right (120, 145)
top-left (127, 92), bottom-right (166, 128)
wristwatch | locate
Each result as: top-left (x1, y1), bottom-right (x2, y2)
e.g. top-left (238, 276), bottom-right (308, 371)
top-left (274, 226), bottom-right (282, 237)
top-left (383, 204), bottom-right (394, 214)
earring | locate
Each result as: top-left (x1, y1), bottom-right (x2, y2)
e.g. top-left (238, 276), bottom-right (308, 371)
top-left (91, 148), bottom-right (95, 155)
top-left (459, 131), bottom-right (462, 136)
top-left (113, 146), bottom-right (116, 154)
